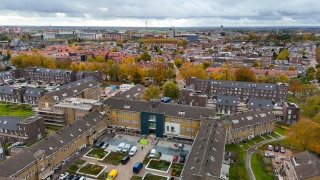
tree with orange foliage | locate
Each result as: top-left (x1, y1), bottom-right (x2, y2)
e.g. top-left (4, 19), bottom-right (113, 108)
top-left (234, 66), bottom-right (257, 82)
top-left (287, 117), bottom-right (320, 152)
top-left (289, 78), bottom-right (303, 96)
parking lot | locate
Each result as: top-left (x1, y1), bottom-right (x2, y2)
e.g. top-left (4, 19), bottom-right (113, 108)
top-left (61, 133), bottom-right (190, 180)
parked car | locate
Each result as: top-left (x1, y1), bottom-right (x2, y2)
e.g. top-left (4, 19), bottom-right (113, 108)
top-left (59, 172), bottom-right (69, 180)
top-left (117, 143), bottom-right (125, 152)
top-left (149, 149), bottom-right (156, 158)
top-left (121, 155), bottom-right (130, 165)
top-left (107, 169), bottom-right (118, 180)
top-left (265, 153), bottom-right (275, 158)
top-left (155, 152), bottom-right (162, 159)
top-left (122, 144), bottom-right (131, 153)
top-left (274, 146), bottom-right (279, 152)
top-left (65, 174), bottom-right (75, 180)
top-left (95, 141), bottom-right (104, 148)
top-left (268, 145), bottom-right (273, 151)
top-left (101, 143), bottom-right (109, 149)
top-left (178, 143), bottom-right (184, 149)
top-left (180, 153), bottom-right (186, 163)
top-left (280, 147), bottom-right (285, 153)
top-left (173, 155), bottom-right (178, 162)
top-left (133, 162), bottom-right (143, 174)
top-left (129, 146), bottom-right (137, 156)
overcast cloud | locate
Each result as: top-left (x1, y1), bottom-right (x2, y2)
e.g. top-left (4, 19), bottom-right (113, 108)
top-left (0, 0), bottom-right (319, 26)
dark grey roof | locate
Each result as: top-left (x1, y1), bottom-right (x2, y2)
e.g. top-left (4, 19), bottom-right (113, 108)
top-left (9, 38), bottom-right (26, 47)
top-left (114, 84), bottom-right (146, 99)
top-left (243, 59), bottom-right (256, 64)
top-left (181, 120), bottom-right (227, 179)
top-left (56, 76), bottom-right (98, 90)
top-left (291, 151), bottom-right (320, 180)
top-left (29, 111), bottom-right (107, 157)
top-left (47, 80), bottom-right (100, 101)
top-left (248, 98), bottom-right (273, 109)
top-left (216, 95), bottom-right (238, 106)
top-left (31, 67), bottom-right (73, 75)
top-left (0, 71), bottom-right (12, 79)
top-left (191, 78), bottom-right (279, 91)
top-left (0, 148), bottom-right (36, 177)
top-left (23, 88), bottom-right (44, 98)
top-left (219, 108), bottom-right (275, 129)
top-left (76, 70), bottom-right (97, 76)
top-left (0, 116), bottom-right (20, 131)
top-left (0, 86), bottom-right (16, 95)
top-left (104, 98), bottom-right (215, 119)
top-left (211, 58), bottom-right (227, 63)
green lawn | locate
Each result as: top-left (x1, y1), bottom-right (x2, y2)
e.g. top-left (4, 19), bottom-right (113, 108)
top-left (143, 173), bottom-right (167, 180)
top-left (171, 163), bottom-right (184, 170)
top-left (251, 136), bottom-right (265, 143)
top-left (262, 134), bottom-right (272, 139)
top-left (66, 164), bottom-right (79, 173)
top-left (78, 163), bottom-right (104, 175)
top-left (239, 142), bottom-right (250, 150)
top-left (287, 94), bottom-right (295, 102)
top-left (271, 132), bottom-right (280, 138)
top-left (74, 159), bottom-right (86, 165)
top-left (246, 140), bottom-right (255, 146)
top-left (101, 152), bottom-right (127, 165)
top-left (0, 102), bottom-right (33, 117)
top-left (147, 160), bottom-right (171, 171)
top-left (85, 148), bottom-right (107, 159)
top-left (251, 153), bottom-right (273, 180)
top-left (225, 144), bottom-right (249, 180)
top-left (274, 126), bottom-right (287, 136)
top-left (130, 176), bottom-right (142, 180)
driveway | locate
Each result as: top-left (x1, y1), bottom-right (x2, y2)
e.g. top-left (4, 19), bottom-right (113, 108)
top-left (245, 136), bottom-right (286, 180)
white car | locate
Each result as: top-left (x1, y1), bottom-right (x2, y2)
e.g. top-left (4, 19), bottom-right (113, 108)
top-left (59, 172), bottom-right (69, 180)
top-left (149, 149), bottom-right (156, 158)
top-left (265, 153), bottom-right (275, 158)
top-left (101, 143), bottom-right (109, 149)
top-left (129, 146), bottom-right (137, 156)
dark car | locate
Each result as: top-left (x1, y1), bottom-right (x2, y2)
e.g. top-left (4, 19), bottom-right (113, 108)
top-left (95, 141), bottom-right (104, 148)
top-left (65, 174), bottom-right (74, 180)
top-left (121, 155), bottom-right (130, 165)
top-left (274, 146), bottom-right (279, 152)
top-left (180, 153), bottom-right (186, 163)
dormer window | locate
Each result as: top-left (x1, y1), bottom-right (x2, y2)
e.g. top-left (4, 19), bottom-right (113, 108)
top-left (178, 111), bottom-right (185, 115)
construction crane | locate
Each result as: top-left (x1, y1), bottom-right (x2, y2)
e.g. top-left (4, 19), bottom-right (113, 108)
top-left (145, 20), bottom-right (148, 38)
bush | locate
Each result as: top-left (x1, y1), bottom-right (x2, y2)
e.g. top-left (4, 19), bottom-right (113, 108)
top-left (66, 164), bottom-right (79, 173)
top-left (147, 160), bottom-right (171, 171)
top-left (78, 163), bottom-right (104, 175)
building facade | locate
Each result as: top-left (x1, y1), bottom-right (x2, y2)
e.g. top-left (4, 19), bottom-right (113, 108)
top-left (186, 77), bottom-right (289, 102)
top-left (282, 102), bottom-right (300, 124)
top-left (102, 98), bottom-right (215, 139)
top-left (220, 108), bottom-right (276, 144)
top-left (0, 111), bottom-right (108, 180)
top-left (178, 88), bottom-right (207, 107)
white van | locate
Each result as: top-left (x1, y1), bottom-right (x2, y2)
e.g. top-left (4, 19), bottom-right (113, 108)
top-left (117, 143), bottom-right (125, 152)
top-left (149, 149), bottom-right (156, 158)
top-left (122, 144), bottom-right (131, 153)
top-left (129, 146), bottom-right (137, 156)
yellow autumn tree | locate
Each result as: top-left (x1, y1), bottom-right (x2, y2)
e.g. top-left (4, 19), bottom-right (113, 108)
top-left (287, 117), bottom-right (320, 152)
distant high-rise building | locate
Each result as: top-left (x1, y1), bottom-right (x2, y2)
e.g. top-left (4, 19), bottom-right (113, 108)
top-left (168, 27), bottom-right (176, 38)
top-left (220, 25), bottom-right (224, 31)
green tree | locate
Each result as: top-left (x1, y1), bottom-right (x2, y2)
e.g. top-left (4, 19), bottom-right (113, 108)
top-left (276, 73), bottom-right (290, 83)
top-left (163, 81), bottom-right (179, 99)
top-left (234, 67), bottom-right (256, 82)
top-left (143, 85), bottom-right (160, 101)
top-left (301, 95), bottom-right (320, 118)
top-left (251, 60), bottom-right (262, 67)
top-left (89, 62), bottom-right (102, 71)
top-left (153, 64), bottom-right (165, 82)
top-left (295, 84), bottom-right (320, 106)
top-left (276, 49), bottom-right (290, 60)
top-left (167, 62), bottom-right (174, 69)
top-left (174, 58), bottom-right (182, 68)
top-left (95, 55), bottom-right (105, 63)
top-left (138, 51), bottom-right (151, 61)
top-left (165, 68), bottom-right (176, 80)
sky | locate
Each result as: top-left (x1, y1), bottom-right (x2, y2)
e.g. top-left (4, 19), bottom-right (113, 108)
top-left (0, 0), bottom-right (320, 27)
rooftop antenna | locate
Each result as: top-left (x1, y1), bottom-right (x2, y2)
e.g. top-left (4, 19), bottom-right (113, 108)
top-left (145, 20), bottom-right (148, 39)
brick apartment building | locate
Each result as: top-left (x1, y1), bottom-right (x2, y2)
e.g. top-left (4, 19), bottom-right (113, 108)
top-left (282, 102), bottom-right (300, 124)
top-left (220, 108), bottom-right (276, 143)
top-left (36, 80), bottom-right (101, 126)
top-left (186, 77), bottom-right (289, 102)
top-left (0, 111), bottom-right (108, 180)
top-left (0, 116), bottom-right (45, 160)
top-left (178, 88), bottom-right (207, 107)
top-left (104, 32), bottom-right (123, 40)
top-left (12, 67), bottom-right (77, 83)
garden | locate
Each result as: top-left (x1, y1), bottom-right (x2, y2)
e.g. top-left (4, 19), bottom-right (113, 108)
top-left (77, 163), bottom-right (106, 177)
top-left (101, 151), bottom-right (127, 165)
top-left (130, 176), bottom-right (143, 180)
top-left (0, 102), bottom-right (33, 117)
top-left (170, 163), bottom-right (184, 177)
top-left (142, 173), bottom-right (168, 180)
top-left (251, 153), bottom-right (273, 180)
top-left (84, 148), bottom-right (108, 160)
top-left (146, 159), bottom-right (171, 172)
top-left (225, 144), bottom-right (249, 180)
